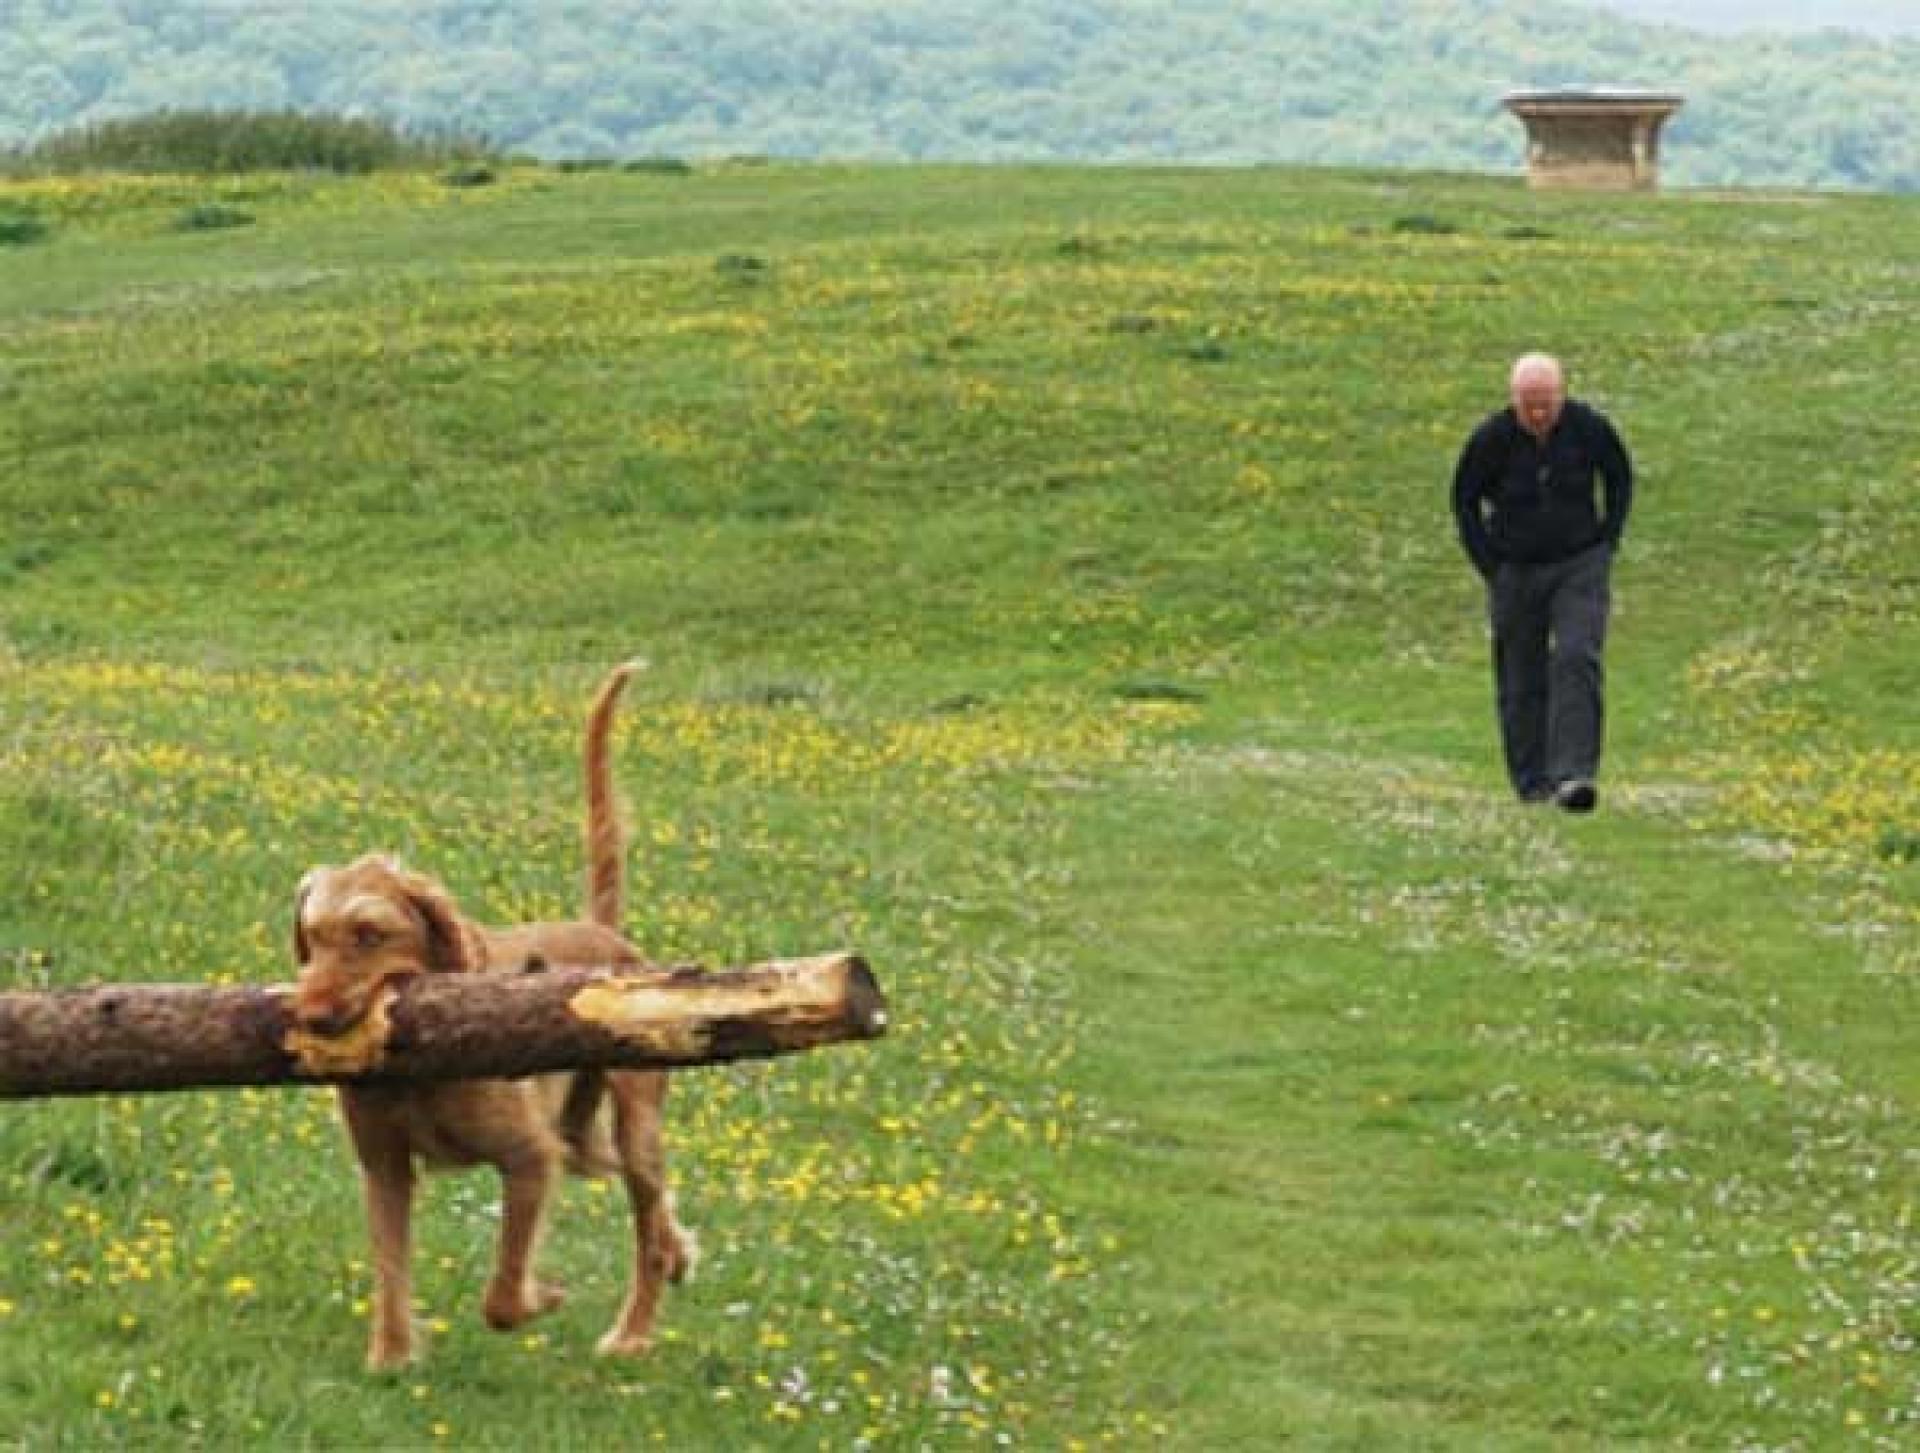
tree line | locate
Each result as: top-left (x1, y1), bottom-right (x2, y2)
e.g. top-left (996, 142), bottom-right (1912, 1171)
top-left (3, 0), bottom-right (1917, 192)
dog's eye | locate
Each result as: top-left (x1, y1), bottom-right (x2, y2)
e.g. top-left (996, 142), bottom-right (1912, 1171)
top-left (353, 924), bottom-right (386, 950)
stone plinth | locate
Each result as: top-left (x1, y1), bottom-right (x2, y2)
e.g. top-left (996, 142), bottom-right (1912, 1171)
top-left (1503, 89), bottom-right (1684, 192)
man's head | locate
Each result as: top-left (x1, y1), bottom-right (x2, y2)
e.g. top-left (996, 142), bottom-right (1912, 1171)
top-left (1508, 352), bottom-right (1566, 439)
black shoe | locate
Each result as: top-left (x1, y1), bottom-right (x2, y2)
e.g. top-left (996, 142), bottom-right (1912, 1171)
top-left (1554, 779), bottom-right (1598, 814)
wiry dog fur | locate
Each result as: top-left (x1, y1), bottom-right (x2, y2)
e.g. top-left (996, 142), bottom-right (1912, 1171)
top-left (292, 663), bottom-right (695, 1370)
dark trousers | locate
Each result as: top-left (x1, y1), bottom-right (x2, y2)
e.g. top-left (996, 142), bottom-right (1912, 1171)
top-left (1486, 543), bottom-right (1612, 799)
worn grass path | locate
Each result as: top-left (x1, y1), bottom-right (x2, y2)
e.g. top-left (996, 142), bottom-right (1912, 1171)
top-left (1063, 724), bottom-right (1920, 1446)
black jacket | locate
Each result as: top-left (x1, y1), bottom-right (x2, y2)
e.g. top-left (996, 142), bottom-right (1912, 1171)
top-left (1451, 399), bottom-right (1633, 577)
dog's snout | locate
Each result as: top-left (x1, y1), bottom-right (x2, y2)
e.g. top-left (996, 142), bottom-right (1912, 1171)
top-left (293, 968), bottom-right (357, 1036)
top-left (294, 996), bottom-right (352, 1036)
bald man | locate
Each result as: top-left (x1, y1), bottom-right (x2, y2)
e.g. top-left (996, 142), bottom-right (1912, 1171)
top-left (1451, 354), bottom-right (1633, 812)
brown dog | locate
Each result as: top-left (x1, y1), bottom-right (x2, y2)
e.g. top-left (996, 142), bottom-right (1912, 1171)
top-left (292, 663), bottom-right (694, 1370)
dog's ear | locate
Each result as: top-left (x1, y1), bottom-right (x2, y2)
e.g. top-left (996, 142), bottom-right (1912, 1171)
top-left (292, 871), bottom-right (318, 965)
top-left (400, 872), bottom-right (475, 974)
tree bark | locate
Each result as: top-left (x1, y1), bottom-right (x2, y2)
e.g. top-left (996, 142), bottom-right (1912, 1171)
top-left (0, 953), bottom-right (886, 1099)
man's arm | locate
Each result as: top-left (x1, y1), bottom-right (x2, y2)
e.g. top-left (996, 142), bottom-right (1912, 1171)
top-left (1593, 412), bottom-right (1633, 550)
top-left (1451, 421), bottom-right (1501, 579)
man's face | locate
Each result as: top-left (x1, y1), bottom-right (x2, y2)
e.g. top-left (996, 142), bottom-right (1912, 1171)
top-left (1511, 371), bottom-right (1565, 439)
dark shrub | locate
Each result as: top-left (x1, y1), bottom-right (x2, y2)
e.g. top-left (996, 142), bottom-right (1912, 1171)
top-left (8, 109), bottom-right (492, 176)
top-left (0, 213), bottom-right (48, 245)
top-left (1113, 681), bottom-right (1207, 704)
top-left (176, 203), bottom-right (253, 232)
top-left (1878, 827), bottom-right (1920, 864)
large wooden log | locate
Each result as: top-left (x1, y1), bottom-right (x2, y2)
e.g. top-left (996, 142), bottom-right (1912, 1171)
top-left (0, 953), bottom-right (886, 1099)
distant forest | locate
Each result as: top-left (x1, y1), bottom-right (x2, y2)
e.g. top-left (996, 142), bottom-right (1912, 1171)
top-left (1594, 0), bottom-right (1920, 35)
top-left (5, 0), bottom-right (1919, 191)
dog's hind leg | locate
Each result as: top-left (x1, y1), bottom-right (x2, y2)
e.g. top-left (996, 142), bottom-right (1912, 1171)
top-left (596, 1073), bottom-right (695, 1356)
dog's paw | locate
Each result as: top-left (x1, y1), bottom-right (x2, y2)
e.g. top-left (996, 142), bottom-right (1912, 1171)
top-left (366, 1339), bottom-right (416, 1373)
top-left (666, 1223), bottom-right (700, 1285)
top-left (483, 1278), bottom-right (567, 1330)
top-left (365, 1314), bottom-right (421, 1372)
top-left (595, 1327), bottom-right (654, 1358)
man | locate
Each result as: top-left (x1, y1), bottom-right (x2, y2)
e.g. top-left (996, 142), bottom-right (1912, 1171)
top-left (1451, 353), bottom-right (1633, 813)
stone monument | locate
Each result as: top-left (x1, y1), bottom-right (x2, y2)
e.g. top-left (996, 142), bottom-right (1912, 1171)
top-left (1503, 88), bottom-right (1685, 191)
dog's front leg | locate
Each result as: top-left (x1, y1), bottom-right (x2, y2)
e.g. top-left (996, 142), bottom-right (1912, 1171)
top-left (481, 1138), bottom-right (567, 1331)
top-left (362, 1158), bottom-right (418, 1369)
top-left (341, 1093), bottom-right (420, 1370)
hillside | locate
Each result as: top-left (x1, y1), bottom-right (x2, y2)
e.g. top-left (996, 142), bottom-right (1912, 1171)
top-left (2, 159), bottom-right (1919, 1445)
top-left (4, 0), bottom-right (1920, 191)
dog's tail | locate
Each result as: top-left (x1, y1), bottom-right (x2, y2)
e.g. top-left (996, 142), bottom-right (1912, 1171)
top-left (584, 659), bottom-right (642, 930)
top-left (561, 660), bottom-right (644, 1170)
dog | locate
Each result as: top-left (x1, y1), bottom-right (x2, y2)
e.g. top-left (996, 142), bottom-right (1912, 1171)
top-left (291, 662), bottom-right (695, 1370)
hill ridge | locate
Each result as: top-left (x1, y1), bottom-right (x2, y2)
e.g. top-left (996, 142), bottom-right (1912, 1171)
top-left (3, 0), bottom-right (1919, 191)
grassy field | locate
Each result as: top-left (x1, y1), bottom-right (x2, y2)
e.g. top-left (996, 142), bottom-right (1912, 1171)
top-left (1, 160), bottom-right (1918, 1448)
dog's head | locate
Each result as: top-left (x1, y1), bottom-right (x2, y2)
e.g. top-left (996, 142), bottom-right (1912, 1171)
top-left (291, 854), bottom-right (474, 1034)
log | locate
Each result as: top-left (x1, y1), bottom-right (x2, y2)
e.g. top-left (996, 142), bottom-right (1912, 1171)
top-left (0, 953), bottom-right (887, 1099)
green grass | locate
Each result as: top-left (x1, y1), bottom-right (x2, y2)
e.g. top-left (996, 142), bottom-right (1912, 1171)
top-left (1, 160), bottom-right (1918, 1448)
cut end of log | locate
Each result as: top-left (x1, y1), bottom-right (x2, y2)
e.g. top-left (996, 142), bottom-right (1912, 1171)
top-left (836, 954), bottom-right (889, 1039)
top-left (566, 950), bottom-right (890, 1055)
